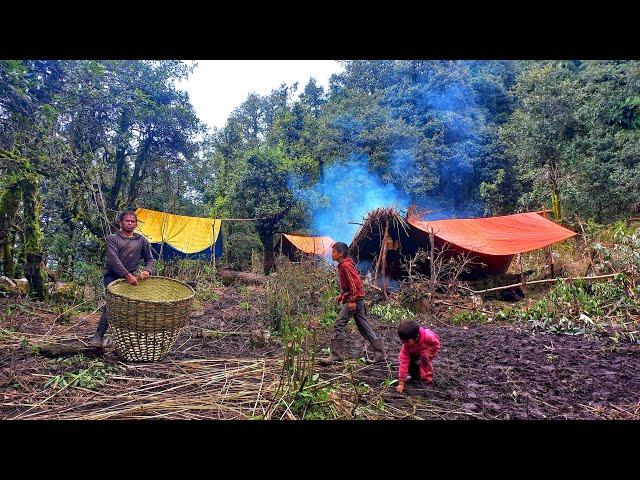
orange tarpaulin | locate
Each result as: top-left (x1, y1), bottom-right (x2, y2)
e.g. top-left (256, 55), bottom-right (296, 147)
top-left (409, 212), bottom-right (576, 256)
top-left (282, 234), bottom-right (336, 257)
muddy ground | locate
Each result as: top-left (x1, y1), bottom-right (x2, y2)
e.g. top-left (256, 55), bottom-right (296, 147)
top-left (1, 284), bottom-right (639, 419)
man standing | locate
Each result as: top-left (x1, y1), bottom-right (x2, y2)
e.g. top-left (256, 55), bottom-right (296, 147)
top-left (90, 210), bottom-right (155, 347)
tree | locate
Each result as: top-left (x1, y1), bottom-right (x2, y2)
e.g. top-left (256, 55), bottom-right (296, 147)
top-left (230, 146), bottom-right (313, 274)
top-left (568, 61), bottom-right (640, 221)
top-left (0, 60), bottom-right (66, 297)
top-left (499, 61), bottom-right (581, 219)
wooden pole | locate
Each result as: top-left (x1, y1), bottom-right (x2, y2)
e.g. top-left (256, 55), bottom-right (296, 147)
top-left (214, 221), bottom-right (216, 272)
top-left (517, 253), bottom-right (526, 292)
top-left (541, 206), bottom-right (555, 278)
top-left (575, 214), bottom-right (596, 276)
top-left (429, 229), bottom-right (435, 301)
top-left (467, 272), bottom-right (620, 295)
top-left (380, 221), bottom-right (390, 299)
top-left (212, 239), bottom-right (216, 274)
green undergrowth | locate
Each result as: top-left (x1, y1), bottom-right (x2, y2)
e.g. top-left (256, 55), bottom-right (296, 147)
top-left (370, 303), bottom-right (415, 322)
top-left (450, 310), bottom-right (490, 324)
top-left (496, 274), bottom-right (639, 344)
top-left (44, 354), bottom-right (123, 390)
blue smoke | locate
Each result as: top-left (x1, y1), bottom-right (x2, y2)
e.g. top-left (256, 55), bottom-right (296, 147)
top-left (383, 71), bottom-right (485, 217)
top-left (390, 149), bottom-right (418, 180)
top-left (289, 63), bottom-right (492, 242)
top-left (289, 153), bottom-right (409, 243)
top-left (419, 83), bottom-right (471, 112)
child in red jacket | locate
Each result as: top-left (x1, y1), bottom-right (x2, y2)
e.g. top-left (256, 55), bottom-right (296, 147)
top-left (396, 319), bottom-right (441, 393)
top-left (318, 242), bottom-right (386, 365)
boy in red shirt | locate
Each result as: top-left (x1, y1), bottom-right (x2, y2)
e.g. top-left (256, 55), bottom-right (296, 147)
top-left (318, 242), bottom-right (386, 365)
top-left (396, 319), bottom-right (441, 393)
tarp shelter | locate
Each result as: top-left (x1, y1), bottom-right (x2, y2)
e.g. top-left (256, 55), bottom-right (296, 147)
top-left (134, 208), bottom-right (222, 260)
top-left (278, 234), bottom-right (336, 261)
top-left (409, 212), bottom-right (577, 275)
top-left (350, 208), bottom-right (576, 283)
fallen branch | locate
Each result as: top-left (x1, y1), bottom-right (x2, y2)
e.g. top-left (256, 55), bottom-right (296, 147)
top-left (433, 299), bottom-right (494, 315)
top-left (196, 328), bottom-right (251, 338)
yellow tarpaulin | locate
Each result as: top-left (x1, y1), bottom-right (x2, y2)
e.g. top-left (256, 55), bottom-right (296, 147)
top-left (135, 208), bottom-right (221, 254)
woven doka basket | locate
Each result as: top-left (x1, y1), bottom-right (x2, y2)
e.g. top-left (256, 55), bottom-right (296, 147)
top-left (106, 276), bottom-right (195, 362)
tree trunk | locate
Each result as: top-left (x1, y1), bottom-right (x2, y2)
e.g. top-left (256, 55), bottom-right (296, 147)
top-left (78, 192), bottom-right (109, 239)
top-left (551, 190), bottom-right (561, 220)
top-left (20, 174), bottom-right (45, 298)
top-left (2, 232), bottom-right (15, 279)
top-left (59, 202), bottom-right (75, 277)
top-left (260, 229), bottom-right (276, 275)
top-left (109, 144), bottom-right (127, 211)
top-left (108, 112), bottom-right (131, 211)
top-left (127, 133), bottom-right (153, 206)
top-left (548, 153), bottom-right (562, 219)
top-left (0, 180), bottom-right (21, 277)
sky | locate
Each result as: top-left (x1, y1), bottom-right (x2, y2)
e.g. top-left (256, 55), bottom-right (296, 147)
top-left (177, 60), bottom-right (344, 131)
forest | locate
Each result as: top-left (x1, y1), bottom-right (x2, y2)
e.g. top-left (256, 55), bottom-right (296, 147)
top-left (1, 60), bottom-right (639, 420)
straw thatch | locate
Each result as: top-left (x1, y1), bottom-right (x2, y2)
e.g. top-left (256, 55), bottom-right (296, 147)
top-left (350, 207), bottom-right (425, 297)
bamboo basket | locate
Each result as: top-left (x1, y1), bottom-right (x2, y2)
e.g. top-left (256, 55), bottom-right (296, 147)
top-left (106, 276), bottom-right (195, 362)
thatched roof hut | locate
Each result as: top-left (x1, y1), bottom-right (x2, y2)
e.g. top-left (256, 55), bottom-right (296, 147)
top-left (349, 207), bottom-right (430, 295)
top-left (349, 206), bottom-right (576, 294)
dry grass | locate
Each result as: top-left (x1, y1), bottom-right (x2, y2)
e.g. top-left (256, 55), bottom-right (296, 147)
top-left (2, 356), bottom-right (282, 420)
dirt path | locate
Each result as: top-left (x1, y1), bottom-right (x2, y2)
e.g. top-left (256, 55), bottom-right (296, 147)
top-left (349, 322), bottom-right (640, 419)
top-left (182, 287), bottom-right (640, 419)
top-left (1, 287), bottom-right (639, 419)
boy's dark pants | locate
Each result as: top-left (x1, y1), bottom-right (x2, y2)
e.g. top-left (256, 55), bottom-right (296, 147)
top-left (96, 273), bottom-right (119, 336)
top-left (333, 299), bottom-right (378, 343)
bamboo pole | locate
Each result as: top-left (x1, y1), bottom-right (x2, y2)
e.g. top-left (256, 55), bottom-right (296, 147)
top-left (541, 206), bottom-right (555, 277)
top-left (575, 214), bottom-right (596, 276)
top-left (466, 272), bottom-right (620, 295)
top-left (517, 253), bottom-right (526, 293)
top-left (380, 221), bottom-right (389, 299)
top-left (429, 229), bottom-right (435, 302)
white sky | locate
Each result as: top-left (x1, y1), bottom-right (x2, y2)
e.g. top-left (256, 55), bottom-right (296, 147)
top-left (177, 60), bottom-right (345, 131)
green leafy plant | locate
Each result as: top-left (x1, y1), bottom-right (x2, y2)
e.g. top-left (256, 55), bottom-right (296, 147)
top-left (264, 258), bottom-right (328, 406)
top-left (0, 326), bottom-right (16, 339)
top-left (319, 284), bottom-right (339, 327)
top-left (370, 303), bottom-right (415, 322)
top-left (381, 377), bottom-right (398, 388)
top-left (291, 381), bottom-right (334, 420)
top-left (44, 356), bottom-right (122, 390)
top-left (450, 310), bottom-right (487, 324)
top-left (498, 275), bottom-right (639, 344)
top-left (319, 309), bottom-right (337, 328)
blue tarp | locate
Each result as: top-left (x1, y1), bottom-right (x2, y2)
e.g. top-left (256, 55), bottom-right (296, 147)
top-left (150, 231), bottom-right (223, 261)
